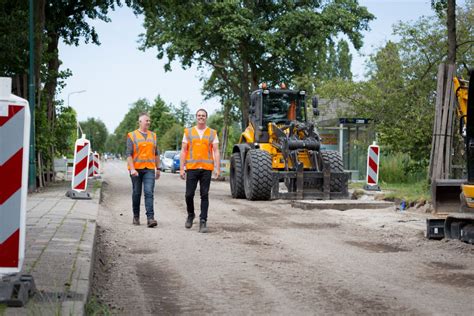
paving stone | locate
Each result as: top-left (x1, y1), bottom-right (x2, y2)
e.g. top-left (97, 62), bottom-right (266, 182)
top-left (5, 182), bottom-right (100, 315)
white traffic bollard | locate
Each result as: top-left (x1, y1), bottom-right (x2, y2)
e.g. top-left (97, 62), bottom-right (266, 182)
top-left (0, 77), bottom-right (36, 306)
top-left (66, 135), bottom-right (92, 199)
top-left (364, 141), bottom-right (381, 191)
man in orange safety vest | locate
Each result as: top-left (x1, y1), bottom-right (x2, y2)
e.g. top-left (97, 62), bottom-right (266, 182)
top-left (127, 112), bottom-right (161, 228)
top-left (180, 108), bottom-right (220, 233)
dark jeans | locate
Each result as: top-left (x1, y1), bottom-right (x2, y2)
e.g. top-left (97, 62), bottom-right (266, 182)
top-left (185, 169), bottom-right (212, 222)
top-left (130, 169), bottom-right (155, 219)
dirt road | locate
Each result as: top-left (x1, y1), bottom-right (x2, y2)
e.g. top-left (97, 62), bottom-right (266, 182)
top-left (92, 160), bottom-right (474, 315)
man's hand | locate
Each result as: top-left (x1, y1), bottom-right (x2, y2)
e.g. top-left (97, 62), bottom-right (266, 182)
top-left (155, 170), bottom-right (161, 180)
top-left (180, 169), bottom-right (186, 180)
top-left (130, 169), bottom-right (138, 177)
top-left (213, 170), bottom-right (221, 180)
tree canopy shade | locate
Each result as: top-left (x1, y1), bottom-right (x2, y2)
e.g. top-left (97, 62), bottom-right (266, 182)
top-left (138, 0), bottom-right (374, 126)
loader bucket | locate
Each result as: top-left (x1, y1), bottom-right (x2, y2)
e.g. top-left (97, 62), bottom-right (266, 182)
top-left (431, 179), bottom-right (466, 213)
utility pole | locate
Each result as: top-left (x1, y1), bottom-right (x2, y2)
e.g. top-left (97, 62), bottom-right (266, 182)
top-left (68, 90), bottom-right (86, 138)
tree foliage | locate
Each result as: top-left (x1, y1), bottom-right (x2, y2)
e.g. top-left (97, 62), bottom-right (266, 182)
top-left (79, 117), bottom-right (109, 153)
top-left (138, 1), bottom-right (374, 127)
top-left (317, 2), bottom-right (474, 174)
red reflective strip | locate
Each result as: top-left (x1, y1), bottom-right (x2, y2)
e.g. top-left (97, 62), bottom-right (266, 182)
top-left (0, 105), bottom-right (23, 127)
top-left (0, 229), bottom-right (20, 267)
top-left (367, 175), bottom-right (376, 184)
top-left (0, 148), bottom-right (23, 204)
top-left (74, 156), bottom-right (88, 176)
top-left (76, 144), bottom-right (85, 153)
top-left (369, 157), bottom-right (378, 173)
top-left (74, 178), bottom-right (86, 190)
top-left (371, 146), bottom-right (379, 155)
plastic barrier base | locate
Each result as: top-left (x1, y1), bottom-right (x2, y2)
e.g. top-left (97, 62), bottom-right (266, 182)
top-left (65, 190), bottom-right (91, 200)
top-left (364, 184), bottom-right (380, 191)
top-left (0, 274), bottom-right (36, 307)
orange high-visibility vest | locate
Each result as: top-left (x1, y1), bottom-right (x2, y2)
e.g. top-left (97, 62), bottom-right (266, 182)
top-left (184, 127), bottom-right (216, 171)
top-left (127, 130), bottom-right (157, 170)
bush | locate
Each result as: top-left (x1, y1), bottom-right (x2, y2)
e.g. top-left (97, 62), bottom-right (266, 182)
top-left (379, 152), bottom-right (427, 183)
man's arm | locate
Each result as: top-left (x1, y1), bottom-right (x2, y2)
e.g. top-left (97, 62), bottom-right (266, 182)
top-left (126, 136), bottom-right (137, 175)
top-left (213, 143), bottom-right (221, 177)
top-left (180, 142), bottom-right (188, 180)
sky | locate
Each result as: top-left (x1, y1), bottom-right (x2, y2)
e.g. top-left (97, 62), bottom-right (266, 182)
top-left (57, 0), bottom-right (451, 133)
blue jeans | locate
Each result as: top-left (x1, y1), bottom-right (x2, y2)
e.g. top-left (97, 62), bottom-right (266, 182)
top-left (130, 169), bottom-right (155, 219)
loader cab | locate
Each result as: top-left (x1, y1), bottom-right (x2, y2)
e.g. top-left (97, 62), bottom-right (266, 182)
top-left (249, 88), bottom-right (307, 142)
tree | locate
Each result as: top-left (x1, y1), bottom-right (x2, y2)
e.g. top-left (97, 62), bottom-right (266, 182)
top-left (79, 118), bottom-right (109, 153)
top-left (160, 123), bottom-right (184, 151)
top-left (317, 2), bottom-right (474, 174)
top-left (149, 95), bottom-right (176, 140)
top-left (54, 105), bottom-right (77, 157)
top-left (172, 101), bottom-right (193, 127)
top-left (138, 1), bottom-right (374, 127)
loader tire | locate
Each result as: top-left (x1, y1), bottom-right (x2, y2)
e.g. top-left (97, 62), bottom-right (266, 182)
top-left (321, 150), bottom-right (347, 193)
top-left (244, 149), bottom-right (273, 200)
top-left (230, 152), bottom-right (246, 198)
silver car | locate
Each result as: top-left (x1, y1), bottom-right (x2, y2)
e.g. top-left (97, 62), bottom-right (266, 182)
top-left (160, 150), bottom-right (178, 172)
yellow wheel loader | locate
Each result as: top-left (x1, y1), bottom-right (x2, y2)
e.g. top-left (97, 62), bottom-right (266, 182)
top-left (430, 70), bottom-right (474, 243)
top-left (230, 85), bottom-right (349, 201)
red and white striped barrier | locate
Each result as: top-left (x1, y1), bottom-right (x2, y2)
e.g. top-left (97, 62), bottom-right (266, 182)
top-left (0, 78), bottom-right (30, 275)
top-left (88, 152), bottom-right (94, 178)
top-left (364, 142), bottom-right (380, 191)
top-left (93, 152), bottom-right (100, 176)
top-left (71, 136), bottom-right (91, 192)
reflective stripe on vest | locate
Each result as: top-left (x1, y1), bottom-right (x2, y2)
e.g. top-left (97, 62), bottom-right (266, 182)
top-left (128, 130), bottom-right (157, 170)
top-left (185, 127), bottom-right (216, 171)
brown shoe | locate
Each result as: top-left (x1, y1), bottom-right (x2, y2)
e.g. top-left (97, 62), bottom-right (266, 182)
top-left (133, 217), bottom-right (140, 225)
top-left (147, 218), bottom-right (157, 228)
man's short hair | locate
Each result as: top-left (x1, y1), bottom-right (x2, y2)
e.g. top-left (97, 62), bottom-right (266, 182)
top-left (138, 112), bottom-right (150, 120)
top-left (196, 108), bottom-right (208, 117)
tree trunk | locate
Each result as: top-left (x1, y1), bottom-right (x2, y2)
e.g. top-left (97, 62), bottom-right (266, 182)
top-left (240, 58), bottom-right (250, 130)
top-left (447, 0), bottom-right (456, 64)
top-left (42, 30), bottom-right (60, 184)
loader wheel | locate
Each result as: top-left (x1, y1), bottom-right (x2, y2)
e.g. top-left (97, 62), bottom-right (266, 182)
top-left (321, 150), bottom-right (347, 192)
top-left (230, 152), bottom-right (245, 198)
top-left (244, 149), bottom-right (273, 200)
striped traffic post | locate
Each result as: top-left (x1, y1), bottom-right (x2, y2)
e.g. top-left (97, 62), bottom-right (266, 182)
top-left (66, 135), bottom-right (92, 199)
top-left (93, 152), bottom-right (100, 178)
top-left (364, 141), bottom-right (381, 191)
top-left (88, 152), bottom-right (94, 178)
top-left (0, 77), bottom-right (36, 306)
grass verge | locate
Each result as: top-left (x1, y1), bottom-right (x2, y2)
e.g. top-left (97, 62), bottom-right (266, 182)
top-left (0, 304), bottom-right (6, 315)
top-left (85, 296), bottom-right (110, 316)
top-left (350, 181), bottom-right (430, 205)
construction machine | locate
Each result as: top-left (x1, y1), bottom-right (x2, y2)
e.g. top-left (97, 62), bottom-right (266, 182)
top-left (430, 70), bottom-right (474, 243)
top-left (230, 84), bottom-right (349, 201)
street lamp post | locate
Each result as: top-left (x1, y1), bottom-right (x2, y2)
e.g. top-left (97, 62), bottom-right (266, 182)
top-left (67, 90), bottom-right (86, 138)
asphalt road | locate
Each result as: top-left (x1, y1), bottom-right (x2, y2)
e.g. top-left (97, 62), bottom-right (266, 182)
top-left (91, 160), bottom-right (474, 315)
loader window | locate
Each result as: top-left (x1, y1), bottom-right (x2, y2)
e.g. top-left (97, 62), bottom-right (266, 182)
top-left (262, 92), bottom-right (305, 127)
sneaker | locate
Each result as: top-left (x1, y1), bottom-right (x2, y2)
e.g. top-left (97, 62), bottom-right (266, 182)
top-left (133, 217), bottom-right (140, 225)
top-left (199, 220), bottom-right (208, 233)
top-left (185, 216), bottom-right (195, 229)
top-left (147, 218), bottom-right (157, 228)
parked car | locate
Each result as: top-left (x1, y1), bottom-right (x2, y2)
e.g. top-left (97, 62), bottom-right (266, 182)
top-left (160, 150), bottom-right (178, 172)
top-left (171, 152), bottom-right (180, 173)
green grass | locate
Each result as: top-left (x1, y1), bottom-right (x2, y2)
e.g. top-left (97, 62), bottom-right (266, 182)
top-left (85, 296), bottom-right (111, 316)
top-left (91, 180), bottom-right (102, 194)
top-left (350, 180), bottom-right (430, 204)
top-left (0, 304), bottom-right (6, 315)
top-left (381, 181), bottom-right (430, 204)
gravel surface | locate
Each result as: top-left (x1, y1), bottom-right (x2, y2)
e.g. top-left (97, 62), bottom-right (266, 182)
top-left (91, 160), bottom-right (474, 315)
